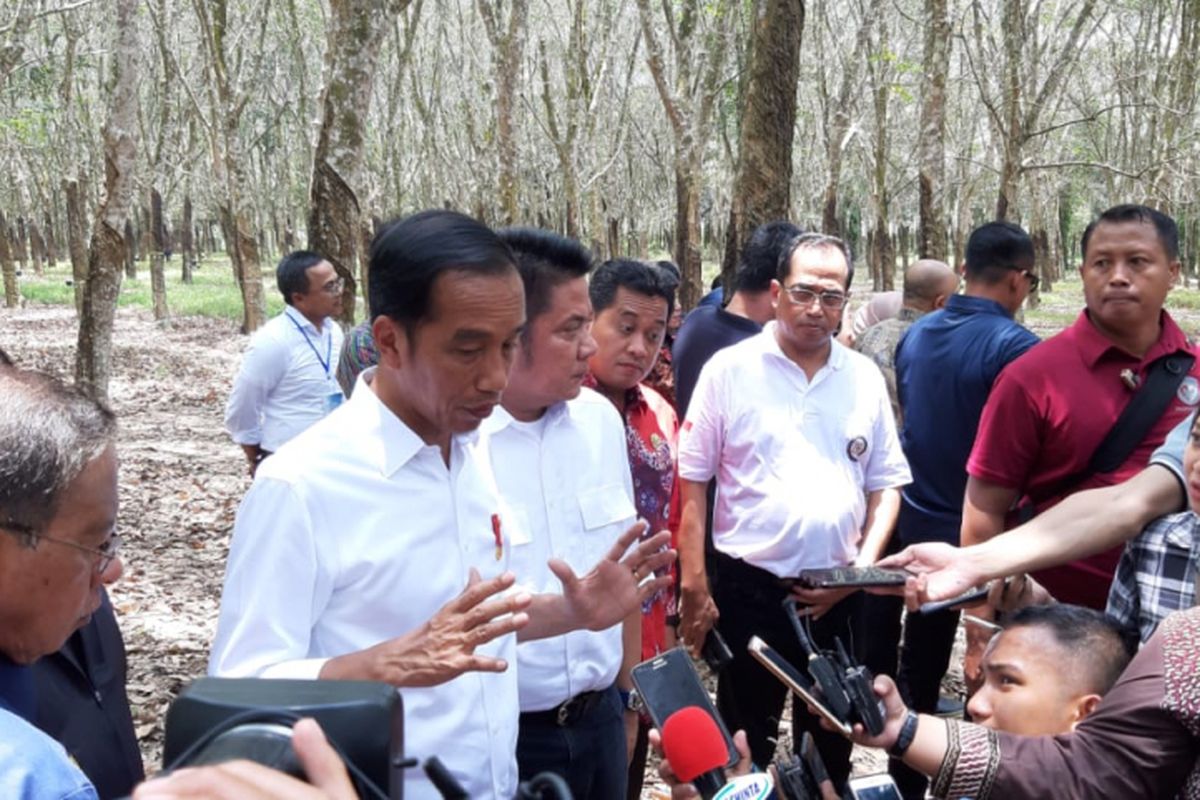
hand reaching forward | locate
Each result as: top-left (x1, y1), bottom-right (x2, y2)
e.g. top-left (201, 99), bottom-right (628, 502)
top-left (134, 718), bottom-right (355, 800)
top-left (320, 569), bottom-right (532, 687)
top-left (877, 542), bottom-right (986, 610)
top-left (550, 520), bottom-right (675, 632)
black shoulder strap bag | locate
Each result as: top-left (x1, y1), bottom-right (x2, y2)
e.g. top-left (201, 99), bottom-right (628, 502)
top-left (1013, 350), bottom-right (1196, 524)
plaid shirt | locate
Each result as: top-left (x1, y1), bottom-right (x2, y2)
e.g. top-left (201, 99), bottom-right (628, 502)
top-left (1106, 510), bottom-right (1200, 643)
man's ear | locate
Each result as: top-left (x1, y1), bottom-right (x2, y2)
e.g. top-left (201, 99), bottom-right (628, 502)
top-left (769, 279), bottom-right (782, 311)
top-left (1066, 693), bottom-right (1103, 731)
top-left (371, 316), bottom-right (409, 369)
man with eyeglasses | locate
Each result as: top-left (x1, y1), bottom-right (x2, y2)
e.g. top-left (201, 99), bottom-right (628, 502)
top-left (224, 250), bottom-right (346, 478)
top-left (1, 366), bottom-right (365, 800)
top-left (675, 232), bottom-right (911, 791)
top-left (858, 221), bottom-right (1040, 799)
top-left (964, 205), bottom-right (1200, 612)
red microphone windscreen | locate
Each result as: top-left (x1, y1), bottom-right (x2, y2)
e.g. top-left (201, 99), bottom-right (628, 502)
top-left (660, 706), bottom-right (728, 782)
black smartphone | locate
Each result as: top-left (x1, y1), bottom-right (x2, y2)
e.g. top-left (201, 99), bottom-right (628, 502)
top-left (631, 647), bottom-right (739, 767)
top-left (701, 628), bottom-right (734, 673)
top-left (917, 584), bottom-right (990, 615)
top-left (794, 566), bottom-right (909, 589)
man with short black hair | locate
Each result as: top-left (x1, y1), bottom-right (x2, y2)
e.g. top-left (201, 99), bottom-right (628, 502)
top-left (676, 233), bottom-right (910, 789)
top-left (211, 211), bottom-right (673, 799)
top-left (583, 257), bottom-right (681, 798)
top-left (672, 221), bottom-right (802, 418)
top-left (863, 222), bottom-right (1041, 798)
top-left (224, 250), bottom-right (346, 477)
top-left (965, 205), bottom-right (1200, 610)
top-left (968, 604), bottom-right (1137, 736)
top-left (484, 228), bottom-right (640, 799)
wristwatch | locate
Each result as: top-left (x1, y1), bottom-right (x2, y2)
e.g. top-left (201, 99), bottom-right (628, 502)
top-left (888, 710), bottom-right (920, 757)
top-left (620, 688), bottom-right (643, 713)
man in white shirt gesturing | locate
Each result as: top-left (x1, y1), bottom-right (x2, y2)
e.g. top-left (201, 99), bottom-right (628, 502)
top-left (209, 211), bottom-right (673, 800)
top-left (482, 227), bottom-right (641, 798)
top-left (224, 250), bottom-right (346, 477)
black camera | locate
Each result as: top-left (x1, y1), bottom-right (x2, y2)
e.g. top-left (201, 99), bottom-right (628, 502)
top-left (162, 678), bottom-right (404, 798)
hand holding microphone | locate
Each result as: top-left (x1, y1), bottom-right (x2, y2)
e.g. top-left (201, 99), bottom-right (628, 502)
top-left (655, 706), bottom-right (772, 800)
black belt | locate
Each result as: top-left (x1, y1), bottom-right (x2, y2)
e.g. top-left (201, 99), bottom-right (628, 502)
top-left (521, 688), bottom-right (609, 728)
top-left (712, 550), bottom-right (792, 606)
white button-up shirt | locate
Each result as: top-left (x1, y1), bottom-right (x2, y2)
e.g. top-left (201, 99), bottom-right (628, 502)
top-left (482, 388), bottom-right (637, 712)
top-left (209, 371), bottom-right (520, 799)
top-left (678, 323), bottom-right (911, 577)
top-left (224, 306), bottom-right (346, 453)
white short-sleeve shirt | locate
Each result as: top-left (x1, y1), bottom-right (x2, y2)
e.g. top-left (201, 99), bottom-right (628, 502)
top-left (482, 388), bottom-right (637, 712)
top-left (678, 323), bottom-right (911, 577)
top-left (210, 369), bottom-right (520, 799)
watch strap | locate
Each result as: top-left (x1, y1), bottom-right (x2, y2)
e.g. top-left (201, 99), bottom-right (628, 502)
top-left (888, 709), bottom-right (920, 757)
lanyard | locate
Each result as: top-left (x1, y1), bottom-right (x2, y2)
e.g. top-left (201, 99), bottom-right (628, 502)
top-left (286, 311), bottom-right (332, 377)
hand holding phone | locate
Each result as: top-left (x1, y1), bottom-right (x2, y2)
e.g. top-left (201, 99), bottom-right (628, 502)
top-left (631, 648), bottom-right (739, 768)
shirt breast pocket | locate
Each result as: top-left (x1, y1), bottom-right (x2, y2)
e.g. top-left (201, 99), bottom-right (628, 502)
top-left (576, 485), bottom-right (636, 546)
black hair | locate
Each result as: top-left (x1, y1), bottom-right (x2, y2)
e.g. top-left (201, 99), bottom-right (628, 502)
top-left (656, 260), bottom-right (681, 285)
top-left (368, 210), bottom-right (517, 331)
top-left (589, 258), bottom-right (675, 321)
top-left (738, 221), bottom-right (804, 293)
top-left (777, 233), bottom-right (854, 289)
top-left (1006, 604), bottom-right (1137, 696)
top-left (276, 250), bottom-right (326, 305)
top-left (496, 227), bottom-right (593, 324)
top-left (1080, 204), bottom-right (1179, 262)
top-left (964, 221), bottom-right (1035, 285)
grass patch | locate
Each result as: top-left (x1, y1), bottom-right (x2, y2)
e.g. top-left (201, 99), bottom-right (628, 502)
top-left (17, 255), bottom-right (285, 323)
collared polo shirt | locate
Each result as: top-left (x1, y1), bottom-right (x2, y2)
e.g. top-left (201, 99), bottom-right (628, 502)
top-left (672, 304), bottom-right (762, 418)
top-left (969, 310), bottom-right (1200, 608)
top-left (210, 370), bottom-right (521, 799)
top-left (2, 656), bottom-right (97, 800)
top-left (678, 323), bottom-right (911, 577)
top-left (224, 306), bottom-right (346, 452)
top-left (482, 389), bottom-right (637, 712)
top-left (894, 294), bottom-right (1039, 545)
top-left (0, 654), bottom-right (35, 721)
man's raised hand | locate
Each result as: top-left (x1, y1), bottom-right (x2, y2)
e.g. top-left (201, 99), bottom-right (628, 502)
top-left (320, 569), bottom-right (531, 686)
top-left (549, 520), bottom-right (675, 631)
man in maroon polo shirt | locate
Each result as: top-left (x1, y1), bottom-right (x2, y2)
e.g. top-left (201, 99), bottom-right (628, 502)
top-left (964, 204), bottom-right (1200, 613)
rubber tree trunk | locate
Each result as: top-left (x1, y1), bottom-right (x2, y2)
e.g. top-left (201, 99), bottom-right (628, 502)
top-left (150, 187), bottom-right (168, 320)
top-left (76, 0), bottom-right (140, 404)
top-left (64, 179), bottom-right (89, 314)
top-left (719, 0), bottom-right (804, 289)
top-left (308, 0), bottom-right (409, 326)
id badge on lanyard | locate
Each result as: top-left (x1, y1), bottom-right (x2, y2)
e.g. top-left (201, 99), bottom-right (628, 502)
top-left (289, 313), bottom-right (343, 415)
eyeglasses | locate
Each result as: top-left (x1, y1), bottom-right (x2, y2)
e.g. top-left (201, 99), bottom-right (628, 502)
top-left (785, 284), bottom-right (848, 310)
top-left (1021, 270), bottom-right (1041, 292)
top-left (1, 522), bottom-right (122, 575)
top-left (320, 278), bottom-right (345, 296)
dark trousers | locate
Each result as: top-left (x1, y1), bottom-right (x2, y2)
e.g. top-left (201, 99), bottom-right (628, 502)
top-left (712, 554), bottom-right (862, 791)
top-left (517, 684), bottom-right (627, 800)
top-left (860, 591), bottom-right (959, 800)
